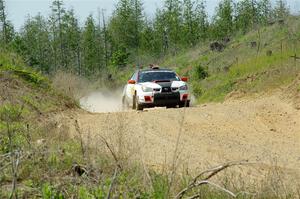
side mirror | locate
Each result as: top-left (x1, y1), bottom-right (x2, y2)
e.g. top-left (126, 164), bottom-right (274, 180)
top-left (181, 77), bottom-right (188, 82)
top-left (128, 80), bottom-right (136, 84)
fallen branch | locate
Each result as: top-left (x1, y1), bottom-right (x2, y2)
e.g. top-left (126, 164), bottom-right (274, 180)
top-left (99, 135), bottom-right (122, 170)
top-left (175, 160), bottom-right (250, 199)
top-left (0, 152), bottom-right (12, 158)
top-left (141, 156), bottom-right (154, 192)
top-left (106, 167), bottom-right (119, 199)
top-left (75, 120), bottom-right (85, 157)
top-left (186, 180), bottom-right (237, 199)
top-left (290, 54), bottom-right (300, 60)
top-left (196, 160), bottom-right (249, 182)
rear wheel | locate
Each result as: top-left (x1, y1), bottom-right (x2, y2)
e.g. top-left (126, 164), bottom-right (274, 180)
top-left (122, 96), bottom-right (129, 110)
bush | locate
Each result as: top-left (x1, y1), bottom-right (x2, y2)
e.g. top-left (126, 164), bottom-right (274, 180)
top-left (0, 104), bottom-right (27, 153)
top-left (191, 83), bottom-right (203, 98)
top-left (192, 64), bottom-right (209, 81)
top-left (42, 184), bottom-right (64, 199)
top-left (111, 47), bottom-right (130, 68)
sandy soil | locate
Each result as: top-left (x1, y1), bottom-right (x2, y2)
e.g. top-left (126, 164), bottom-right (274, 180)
top-left (70, 91), bottom-right (300, 180)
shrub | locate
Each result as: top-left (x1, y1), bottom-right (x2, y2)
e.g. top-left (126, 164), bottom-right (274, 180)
top-left (42, 184), bottom-right (64, 199)
top-left (111, 47), bottom-right (130, 68)
top-left (0, 104), bottom-right (27, 153)
top-left (191, 83), bottom-right (203, 98)
top-left (192, 64), bottom-right (209, 81)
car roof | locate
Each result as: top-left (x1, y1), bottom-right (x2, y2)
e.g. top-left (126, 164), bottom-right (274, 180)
top-left (139, 68), bottom-right (174, 73)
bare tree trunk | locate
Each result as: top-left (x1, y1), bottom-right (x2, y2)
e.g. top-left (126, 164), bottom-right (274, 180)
top-left (134, 0), bottom-right (140, 66)
top-left (102, 9), bottom-right (108, 68)
top-left (0, 0), bottom-right (7, 44)
top-left (77, 48), bottom-right (81, 76)
top-left (57, 2), bottom-right (65, 69)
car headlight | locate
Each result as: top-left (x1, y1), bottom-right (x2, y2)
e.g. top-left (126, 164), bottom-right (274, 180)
top-left (142, 86), bottom-right (153, 92)
top-left (180, 85), bottom-right (188, 90)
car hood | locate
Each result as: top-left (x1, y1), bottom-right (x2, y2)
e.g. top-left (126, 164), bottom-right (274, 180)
top-left (139, 81), bottom-right (186, 88)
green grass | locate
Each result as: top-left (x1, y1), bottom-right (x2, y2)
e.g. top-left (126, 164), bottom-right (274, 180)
top-left (0, 51), bottom-right (78, 114)
top-left (160, 16), bottom-right (300, 103)
top-left (0, 51), bottom-right (50, 89)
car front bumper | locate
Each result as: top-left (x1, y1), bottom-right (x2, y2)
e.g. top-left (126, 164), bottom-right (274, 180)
top-left (137, 91), bottom-right (190, 107)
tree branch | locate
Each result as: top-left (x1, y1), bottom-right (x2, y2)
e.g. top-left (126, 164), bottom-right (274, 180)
top-left (175, 160), bottom-right (250, 199)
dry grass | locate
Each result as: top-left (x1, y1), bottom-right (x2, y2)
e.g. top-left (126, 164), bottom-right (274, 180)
top-left (51, 70), bottom-right (91, 102)
top-left (1, 102), bottom-right (300, 198)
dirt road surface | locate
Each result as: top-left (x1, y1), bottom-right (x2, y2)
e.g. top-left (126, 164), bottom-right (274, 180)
top-left (70, 91), bottom-right (300, 181)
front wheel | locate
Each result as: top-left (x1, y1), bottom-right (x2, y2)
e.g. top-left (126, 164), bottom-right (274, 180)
top-left (166, 105), bottom-right (176, 109)
top-left (179, 101), bottom-right (190, 108)
top-left (133, 93), bottom-right (144, 111)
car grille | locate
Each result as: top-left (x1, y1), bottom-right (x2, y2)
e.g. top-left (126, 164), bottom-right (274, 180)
top-left (162, 87), bottom-right (171, 93)
top-left (154, 92), bottom-right (180, 105)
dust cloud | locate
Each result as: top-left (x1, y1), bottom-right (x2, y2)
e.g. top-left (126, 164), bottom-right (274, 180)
top-left (80, 90), bottom-right (124, 113)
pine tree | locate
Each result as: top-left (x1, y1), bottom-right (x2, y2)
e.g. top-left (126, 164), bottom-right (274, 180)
top-left (108, 0), bottom-right (144, 67)
top-left (235, 0), bottom-right (259, 33)
top-left (109, 0), bottom-right (144, 49)
top-left (182, 0), bottom-right (208, 46)
top-left (195, 0), bottom-right (208, 40)
top-left (0, 0), bottom-right (7, 43)
top-left (50, 0), bottom-right (66, 70)
top-left (101, 9), bottom-right (109, 68)
top-left (274, 0), bottom-right (289, 19)
top-left (62, 9), bottom-right (82, 73)
top-left (140, 19), bottom-right (158, 55)
top-left (82, 15), bottom-right (98, 75)
top-left (163, 0), bottom-right (183, 52)
top-left (131, 0), bottom-right (143, 49)
top-left (257, 0), bottom-right (272, 25)
top-left (0, 0), bottom-right (13, 45)
top-left (183, 0), bottom-right (196, 46)
top-left (152, 9), bottom-right (168, 54)
top-left (211, 0), bottom-right (234, 39)
top-left (21, 14), bottom-right (52, 72)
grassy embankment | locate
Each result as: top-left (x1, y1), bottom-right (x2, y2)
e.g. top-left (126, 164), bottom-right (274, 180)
top-left (162, 16), bottom-right (300, 103)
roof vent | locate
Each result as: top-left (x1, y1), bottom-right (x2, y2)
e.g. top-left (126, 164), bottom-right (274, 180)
top-left (149, 64), bottom-right (160, 69)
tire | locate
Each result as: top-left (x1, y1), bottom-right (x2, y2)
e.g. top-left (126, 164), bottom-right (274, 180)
top-left (122, 96), bottom-right (129, 110)
top-left (132, 95), bottom-right (136, 110)
top-left (133, 93), bottom-right (144, 111)
top-left (166, 105), bottom-right (176, 109)
top-left (179, 101), bottom-right (190, 108)
top-left (186, 101), bottom-right (190, 107)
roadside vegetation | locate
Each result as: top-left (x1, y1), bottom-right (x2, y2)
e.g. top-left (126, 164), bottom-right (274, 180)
top-left (1, 0), bottom-right (300, 198)
top-left (0, 0), bottom-right (294, 87)
top-left (1, 0), bottom-right (298, 102)
top-left (166, 15), bottom-right (300, 103)
top-left (1, 51), bottom-right (299, 198)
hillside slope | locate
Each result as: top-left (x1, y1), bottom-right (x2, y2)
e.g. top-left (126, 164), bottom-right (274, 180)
top-left (161, 16), bottom-right (300, 103)
top-left (0, 51), bottom-right (77, 116)
top-left (0, 51), bottom-right (82, 198)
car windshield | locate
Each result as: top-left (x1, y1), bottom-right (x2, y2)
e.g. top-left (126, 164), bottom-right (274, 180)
top-left (138, 71), bottom-right (180, 83)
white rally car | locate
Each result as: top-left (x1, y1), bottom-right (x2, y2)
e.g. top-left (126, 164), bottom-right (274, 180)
top-left (122, 66), bottom-right (190, 110)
